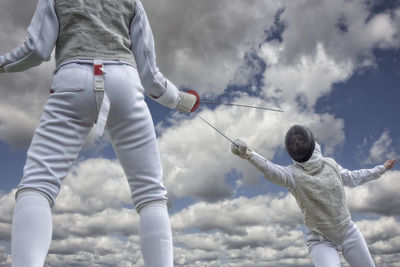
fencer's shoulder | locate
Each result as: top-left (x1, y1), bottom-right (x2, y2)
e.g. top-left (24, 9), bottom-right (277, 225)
top-left (322, 157), bottom-right (342, 176)
top-left (287, 163), bottom-right (301, 176)
top-left (322, 157), bottom-right (339, 168)
top-left (323, 157), bottom-right (338, 165)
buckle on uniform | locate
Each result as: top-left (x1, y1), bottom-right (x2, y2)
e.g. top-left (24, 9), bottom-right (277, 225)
top-left (94, 64), bottom-right (105, 75)
top-left (94, 64), bottom-right (105, 91)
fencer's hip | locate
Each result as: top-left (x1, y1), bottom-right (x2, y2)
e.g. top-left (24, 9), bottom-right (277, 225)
top-left (17, 62), bottom-right (167, 208)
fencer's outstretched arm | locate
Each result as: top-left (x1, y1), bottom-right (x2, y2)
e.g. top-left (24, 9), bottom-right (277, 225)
top-left (339, 165), bottom-right (385, 187)
top-left (340, 159), bottom-right (397, 187)
top-left (247, 151), bottom-right (296, 189)
top-left (231, 140), bottom-right (295, 189)
top-left (0, 0), bottom-right (58, 73)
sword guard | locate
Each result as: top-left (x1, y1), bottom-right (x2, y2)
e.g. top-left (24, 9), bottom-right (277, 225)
top-left (186, 90), bottom-right (200, 112)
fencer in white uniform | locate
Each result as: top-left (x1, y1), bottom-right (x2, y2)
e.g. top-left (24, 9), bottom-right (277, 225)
top-left (231, 125), bottom-right (397, 267)
top-left (0, 0), bottom-right (200, 266)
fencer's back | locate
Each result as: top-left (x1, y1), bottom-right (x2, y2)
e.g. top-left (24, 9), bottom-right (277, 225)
top-left (290, 158), bottom-right (351, 245)
top-left (54, 0), bottom-right (137, 66)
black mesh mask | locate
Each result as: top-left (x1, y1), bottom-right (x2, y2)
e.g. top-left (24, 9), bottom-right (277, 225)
top-left (285, 125), bottom-right (315, 163)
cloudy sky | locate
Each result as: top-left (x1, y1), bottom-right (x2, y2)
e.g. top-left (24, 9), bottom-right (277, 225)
top-left (0, 0), bottom-right (400, 266)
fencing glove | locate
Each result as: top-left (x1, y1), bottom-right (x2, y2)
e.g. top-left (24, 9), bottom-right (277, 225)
top-left (231, 139), bottom-right (251, 159)
top-left (176, 90), bottom-right (200, 112)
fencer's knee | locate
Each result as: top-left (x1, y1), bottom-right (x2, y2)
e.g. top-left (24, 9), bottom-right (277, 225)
top-left (16, 178), bottom-right (61, 208)
top-left (130, 183), bottom-right (168, 213)
top-left (15, 189), bottom-right (53, 207)
top-left (136, 200), bottom-right (168, 214)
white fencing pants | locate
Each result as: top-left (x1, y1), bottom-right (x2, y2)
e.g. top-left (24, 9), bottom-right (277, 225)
top-left (13, 62), bottom-right (173, 266)
top-left (307, 221), bottom-right (375, 267)
top-left (17, 61), bottom-right (167, 209)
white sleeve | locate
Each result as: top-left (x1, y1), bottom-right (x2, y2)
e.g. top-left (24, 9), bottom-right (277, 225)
top-left (0, 0), bottom-right (58, 73)
top-left (247, 151), bottom-right (296, 190)
top-left (130, 0), bottom-right (180, 109)
top-left (339, 164), bottom-right (386, 187)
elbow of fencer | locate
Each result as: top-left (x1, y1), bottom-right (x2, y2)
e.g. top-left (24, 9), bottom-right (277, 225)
top-left (4, 51), bottom-right (44, 72)
top-left (141, 78), bottom-right (157, 91)
top-left (142, 77), bottom-right (166, 95)
top-left (35, 49), bottom-right (52, 62)
top-left (35, 40), bottom-right (54, 62)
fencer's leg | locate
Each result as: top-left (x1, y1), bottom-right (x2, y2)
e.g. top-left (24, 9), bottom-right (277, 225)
top-left (106, 64), bottom-right (172, 266)
top-left (17, 63), bottom-right (96, 204)
top-left (12, 191), bottom-right (52, 267)
top-left (12, 63), bottom-right (95, 266)
top-left (342, 222), bottom-right (375, 267)
top-left (139, 203), bottom-right (173, 267)
top-left (309, 243), bottom-right (341, 267)
top-left (307, 231), bottom-right (341, 267)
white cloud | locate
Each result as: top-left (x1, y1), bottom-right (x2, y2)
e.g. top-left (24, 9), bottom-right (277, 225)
top-left (366, 13), bottom-right (400, 49)
top-left (170, 194), bottom-right (310, 266)
top-left (54, 159), bottom-right (132, 215)
top-left (0, 104), bottom-right (38, 148)
top-left (158, 103), bottom-right (345, 202)
top-left (261, 42), bottom-right (354, 109)
top-left (141, 0), bottom-right (279, 96)
top-left (0, 62), bottom-right (54, 148)
top-left (356, 217), bottom-right (400, 266)
top-left (47, 236), bottom-right (142, 267)
top-left (171, 195), bottom-right (302, 234)
top-left (0, 158), bottom-right (399, 266)
top-left (258, 0), bottom-right (400, 112)
top-left (0, 245), bottom-right (11, 267)
top-left (52, 208), bottom-right (139, 240)
top-left (346, 170), bottom-right (400, 216)
top-left (279, 0), bottom-right (400, 66)
top-left (171, 196), bottom-right (400, 266)
top-left (0, 190), bottom-right (15, 240)
top-left (363, 130), bottom-right (399, 165)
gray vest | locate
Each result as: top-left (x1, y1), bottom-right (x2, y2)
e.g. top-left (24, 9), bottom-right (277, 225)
top-left (290, 158), bottom-right (351, 245)
top-left (55, 0), bottom-right (136, 66)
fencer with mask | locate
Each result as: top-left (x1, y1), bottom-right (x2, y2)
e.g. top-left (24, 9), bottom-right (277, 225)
top-left (231, 125), bottom-right (397, 267)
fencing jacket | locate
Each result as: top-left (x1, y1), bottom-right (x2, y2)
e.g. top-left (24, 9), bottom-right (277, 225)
top-left (290, 157), bottom-right (351, 245)
top-left (247, 143), bottom-right (386, 245)
top-left (0, 0), bottom-right (180, 109)
top-left (55, 0), bottom-right (136, 66)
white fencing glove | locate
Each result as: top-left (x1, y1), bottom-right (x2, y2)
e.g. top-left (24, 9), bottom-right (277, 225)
top-left (231, 139), bottom-right (251, 159)
top-left (176, 90), bottom-right (200, 112)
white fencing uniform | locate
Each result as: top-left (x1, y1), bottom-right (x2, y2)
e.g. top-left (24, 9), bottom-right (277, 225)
top-left (20, 61), bottom-right (168, 210)
top-left (0, 0), bottom-right (186, 266)
top-left (246, 143), bottom-right (386, 267)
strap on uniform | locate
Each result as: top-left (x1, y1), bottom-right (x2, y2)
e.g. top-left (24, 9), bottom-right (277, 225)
top-left (93, 60), bottom-right (110, 136)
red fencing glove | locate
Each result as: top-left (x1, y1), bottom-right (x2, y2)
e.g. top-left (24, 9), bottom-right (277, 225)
top-left (176, 90), bottom-right (200, 112)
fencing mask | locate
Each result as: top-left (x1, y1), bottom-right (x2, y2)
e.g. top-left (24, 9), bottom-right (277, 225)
top-left (285, 125), bottom-right (316, 163)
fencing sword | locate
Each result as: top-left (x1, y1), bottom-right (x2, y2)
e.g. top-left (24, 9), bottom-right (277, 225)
top-left (198, 115), bottom-right (239, 147)
top-left (200, 100), bottom-right (284, 113)
top-left (198, 115), bottom-right (273, 160)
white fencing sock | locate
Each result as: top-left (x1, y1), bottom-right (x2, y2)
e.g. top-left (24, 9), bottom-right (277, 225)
top-left (139, 203), bottom-right (173, 267)
top-left (12, 191), bottom-right (52, 267)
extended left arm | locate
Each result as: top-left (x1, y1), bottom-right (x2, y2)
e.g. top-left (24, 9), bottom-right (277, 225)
top-left (340, 165), bottom-right (386, 187)
top-left (340, 159), bottom-right (397, 187)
